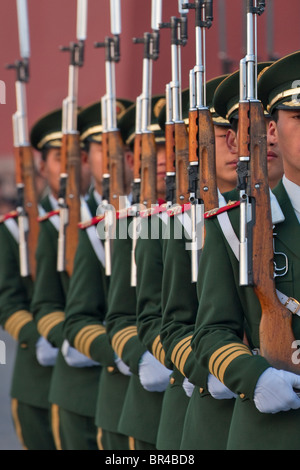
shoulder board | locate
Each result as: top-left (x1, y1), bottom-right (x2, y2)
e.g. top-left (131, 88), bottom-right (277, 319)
top-left (0, 210), bottom-right (18, 224)
top-left (204, 200), bottom-right (240, 219)
top-left (37, 209), bottom-right (60, 222)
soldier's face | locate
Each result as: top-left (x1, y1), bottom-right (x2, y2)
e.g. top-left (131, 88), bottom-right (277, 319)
top-left (40, 147), bottom-right (61, 198)
top-left (156, 143), bottom-right (166, 198)
top-left (88, 142), bottom-right (103, 186)
top-left (269, 110), bottom-right (300, 185)
top-left (265, 117), bottom-right (283, 189)
top-left (215, 126), bottom-right (238, 193)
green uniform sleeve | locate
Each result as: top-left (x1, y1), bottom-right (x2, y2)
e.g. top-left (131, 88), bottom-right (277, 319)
top-left (31, 221), bottom-right (67, 348)
top-left (191, 215), bottom-right (270, 400)
top-left (160, 213), bottom-right (206, 384)
top-left (63, 229), bottom-right (115, 366)
top-left (0, 223), bottom-right (39, 347)
top-left (106, 217), bottom-right (146, 375)
top-left (135, 215), bottom-right (170, 367)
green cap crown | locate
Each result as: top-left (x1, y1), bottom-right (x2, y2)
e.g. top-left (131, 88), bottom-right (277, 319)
top-left (30, 108), bottom-right (62, 151)
top-left (157, 75), bottom-right (230, 130)
top-left (213, 62), bottom-right (272, 122)
top-left (118, 95), bottom-right (166, 147)
top-left (78, 98), bottom-right (133, 144)
top-left (258, 51), bottom-right (300, 114)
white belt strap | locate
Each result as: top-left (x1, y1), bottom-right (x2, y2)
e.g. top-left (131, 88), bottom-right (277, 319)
top-left (80, 198), bottom-right (106, 268)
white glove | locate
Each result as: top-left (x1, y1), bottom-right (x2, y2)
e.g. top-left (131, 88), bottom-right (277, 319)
top-left (254, 367), bottom-right (300, 414)
top-left (182, 377), bottom-right (195, 397)
top-left (138, 351), bottom-right (172, 392)
top-left (114, 354), bottom-right (132, 376)
top-left (61, 339), bottom-right (99, 368)
top-left (36, 336), bottom-right (58, 366)
top-left (207, 373), bottom-right (237, 400)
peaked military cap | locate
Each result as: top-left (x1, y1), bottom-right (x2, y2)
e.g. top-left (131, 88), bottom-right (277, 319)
top-left (30, 108), bottom-right (62, 151)
top-left (157, 75), bottom-right (230, 131)
top-left (78, 98), bottom-right (133, 144)
top-left (118, 95), bottom-right (166, 147)
top-left (213, 62), bottom-right (272, 122)
top-left (258, 51), bottom-right (300, 114)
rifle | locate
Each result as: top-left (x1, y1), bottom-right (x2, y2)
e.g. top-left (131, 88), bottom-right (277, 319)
top-left (237, 1), bottom-right (299, 373)
top-left (183, 0), bottom-right (217, 282)
top-left (160, 1), bottom-right (190, 206)
top-left (133, 0), bottom-right (162, 209)
top-left (7, 0), bottom-right (39, 279)
top-left (57, 0), bottom-right (88, 276)
top-left (95, 0), bottom-right (124, 276)
top-left (130, 0), bottom-right (162, 287)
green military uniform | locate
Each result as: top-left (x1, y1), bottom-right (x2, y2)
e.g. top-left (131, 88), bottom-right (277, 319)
top-left (191, 51), bottom-right (300, 450)
top-left (62, 100), bottom-right (133, 450)
top-left (0, 197), bottom-right (56, 450)
top-left (106, 96), bottom-right (168, 450)
top-left (30, 108), bottom-right (102, 450)
top-left (158, 77), bottom-right (237, 450)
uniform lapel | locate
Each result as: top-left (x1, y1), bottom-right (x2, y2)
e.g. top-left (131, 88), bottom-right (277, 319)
top-left (273, 180), bottom-right (300, 259)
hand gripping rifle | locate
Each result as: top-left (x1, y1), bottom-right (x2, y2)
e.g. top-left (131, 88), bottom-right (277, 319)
top-left (237, 1), bottom-right (300, 373)
top-left (130, 0), bottom-right (162, 287)
top-left (95, 0), bottom-right (124, 276)
top-left (7, 0), bottom-right (39, 279)
top-left (57, 0), bottom-right (88, 276)
top-left (183, 0), bottom-right (217, 282)
top-left (160, 1), bottom-right (189, 207)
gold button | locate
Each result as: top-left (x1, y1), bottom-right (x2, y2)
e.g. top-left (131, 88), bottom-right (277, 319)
top-left (240, 393), bottom-right (245, 399)
top-left (20, 343), bottom-right (27, 349)
top-left (199, 387), bottom-right (204, 394)
top-left (107, 366), bottom-right (114, 373)
top-left (170, 377), bottom-right (175, 385)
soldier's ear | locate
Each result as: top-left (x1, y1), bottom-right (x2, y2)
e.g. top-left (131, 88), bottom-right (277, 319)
top-left (268, 120), bottom-right (278, 145)
top-left (226, 128), bottom-right (238, 154)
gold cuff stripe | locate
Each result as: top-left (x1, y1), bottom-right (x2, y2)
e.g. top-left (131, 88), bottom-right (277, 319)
top-left (37, 312), bottom-right (65, 339)
top-left (177, 343), bottom-right (192, 377)
top-left (4, 310), bottom-right (33, 340)
top-left (111, 326), bottom-right (137, 358)
top-left (74, 325), bottom-right (106, 357)
top-left (171, 335), bottom-right (193, 367)
top-left (209, 343), bottom-right (251, 383)
top-left (152, 335), bottom-right (166, 365)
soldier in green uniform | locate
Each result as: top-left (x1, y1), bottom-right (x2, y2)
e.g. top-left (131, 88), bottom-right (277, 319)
top-left (159, 68), bottom-right (284, 450)
top-left (191, 50), bottom-right (300, 450)
top-left (0, 109), bottom-right (67, 450)
top-left (30, 100), bottom-right (132, 450)
top-left (62, 99), bottom-right (134, 450)
top-left (106, 95), bottom-right (171, 450)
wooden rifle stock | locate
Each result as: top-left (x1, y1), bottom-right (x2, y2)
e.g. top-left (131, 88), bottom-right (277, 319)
top-left (132, 132), bottom-right (142, 204)
top-left (198, 108), bottom-right (218, 211)
top-left (14, 145), bottom-right (40, 279)
top-left (246, 101), bottom-right (298, 373)
top-left (108, 130), bottom-right (126, 211)
top-left (140, 132), bottom-right (157, 208)
top-left (165, 121), bottom-right (176, 204)
top-left (61, 132), bottom-right (81, 276)
top-left (175, 121), bottom-right (189, 205)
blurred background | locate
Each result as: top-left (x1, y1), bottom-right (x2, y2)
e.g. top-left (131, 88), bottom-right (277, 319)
top-left (0, 0), bottom-right (299, 213)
